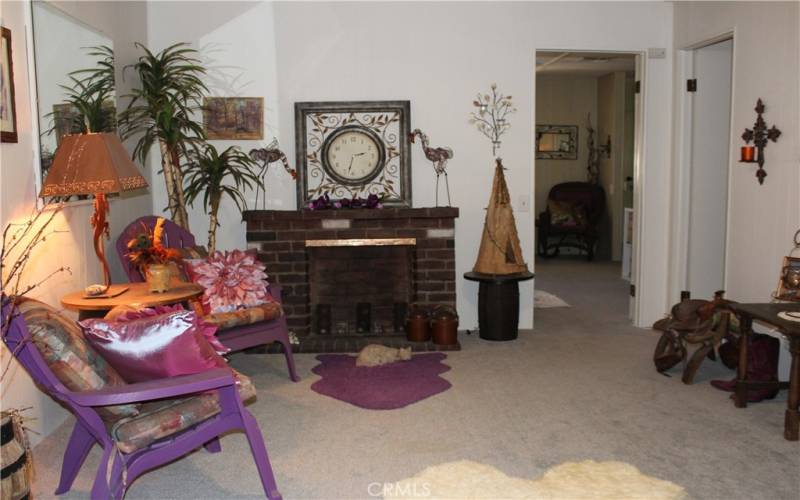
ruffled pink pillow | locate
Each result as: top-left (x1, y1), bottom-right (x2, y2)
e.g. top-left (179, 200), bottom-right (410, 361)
top-left (185, 249), bottom-right (270, 314)
top-left (79, 309), bottom-right (229, 384)
top-left (110, 304), bottom-right (229, 355)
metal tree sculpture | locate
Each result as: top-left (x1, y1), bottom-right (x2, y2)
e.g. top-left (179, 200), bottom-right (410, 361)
top-left (409, 129), bottom-right (454, 207)
top-left (249, 139), bottom-right (297, 209)
top-left (469, 83), bottom-right (516, 157)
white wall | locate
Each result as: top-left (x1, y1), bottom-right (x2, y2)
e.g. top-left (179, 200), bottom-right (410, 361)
top-left (671, 2), bottom-right (800, 304)
top-left (145, 1), bottom-right (285, 252)
top-left (534, 74), bottom-right (597, 217)
top-left (597, 71), bottom-right (627, 261)
top-left (0, 0), bottom-right (149, 443)
top-left (143, 1), bottom-right (675, 329)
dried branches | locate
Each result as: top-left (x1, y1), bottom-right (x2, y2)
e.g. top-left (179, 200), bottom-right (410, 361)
top-left (469, 83), bottom-right (517, 157)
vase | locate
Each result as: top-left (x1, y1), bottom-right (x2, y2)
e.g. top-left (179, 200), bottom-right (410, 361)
top-left (145, 263), bottom-right (171, 293)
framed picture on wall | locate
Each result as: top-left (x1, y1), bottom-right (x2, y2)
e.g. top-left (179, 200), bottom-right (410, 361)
top-left (1, 27), bottom-right (18, 143)
top-left (203, 97), bottom-right (264, 140)
top-left (535, 125), bottom-right (578, 160)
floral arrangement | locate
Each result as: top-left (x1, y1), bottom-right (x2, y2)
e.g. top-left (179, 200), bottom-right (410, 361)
top-left (126, 217), bottom-right (181, 269)
top-left (307, 194), bottom-right (383, 210)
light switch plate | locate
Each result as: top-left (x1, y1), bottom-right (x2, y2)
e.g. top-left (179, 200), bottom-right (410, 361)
top-left (517, 195), bottom-right (530, 213)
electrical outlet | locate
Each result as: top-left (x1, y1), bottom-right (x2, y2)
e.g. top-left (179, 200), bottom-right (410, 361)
top-left (517, 195), bottom-right (530, 213)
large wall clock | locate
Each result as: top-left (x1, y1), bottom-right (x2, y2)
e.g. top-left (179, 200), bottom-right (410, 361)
top-left (294, 101), bottom-right (411, 207)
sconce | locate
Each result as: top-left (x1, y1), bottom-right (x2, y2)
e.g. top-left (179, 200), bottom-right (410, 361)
top-left (740, 99), bottom-right (781, 185)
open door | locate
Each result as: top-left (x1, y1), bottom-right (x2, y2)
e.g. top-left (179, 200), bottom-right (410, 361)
top-left (685, 38), bottom-right (733, 298)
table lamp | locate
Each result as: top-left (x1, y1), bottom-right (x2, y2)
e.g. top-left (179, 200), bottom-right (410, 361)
top-left (39, 132), bottom-right (148, 296)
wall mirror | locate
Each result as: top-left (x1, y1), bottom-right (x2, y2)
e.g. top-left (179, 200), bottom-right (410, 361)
top-left (31, 1), bottom-right (115, 194)
top-left (535, 125), bottom-right (578, 160)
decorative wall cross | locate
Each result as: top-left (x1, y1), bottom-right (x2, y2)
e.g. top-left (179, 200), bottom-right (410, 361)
top-left (741, 99), bottom-right (781, 185)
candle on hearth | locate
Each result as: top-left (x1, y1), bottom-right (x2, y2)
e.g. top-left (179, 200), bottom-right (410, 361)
top-left (741, 145), bottom-right (755, 162)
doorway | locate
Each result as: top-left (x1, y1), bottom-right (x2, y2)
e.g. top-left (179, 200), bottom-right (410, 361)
top-left (683, 38), bottom-right (734, 299)
top-left (533, 51), bottom-right (640, 321)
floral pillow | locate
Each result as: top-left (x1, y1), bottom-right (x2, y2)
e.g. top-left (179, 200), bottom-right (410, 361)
top-left (548, 200), bottom-right (588, 227)
top-left (185, 249), bottom-right (271, 314)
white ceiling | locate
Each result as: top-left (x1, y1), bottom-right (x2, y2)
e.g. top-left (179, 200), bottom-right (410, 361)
top-left (536, 51), bottom-right (636, 77)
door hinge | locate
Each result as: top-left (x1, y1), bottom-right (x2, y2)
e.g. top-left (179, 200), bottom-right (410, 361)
top-left (687, 79), bottom-right (697, 92)
top-left (629, 284), bottom-right (636, 297)
top-left (634, 81), bottom-right (641, 94)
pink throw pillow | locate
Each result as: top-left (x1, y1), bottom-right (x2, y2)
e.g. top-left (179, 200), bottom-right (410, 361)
top-left (109, 304), bottom-right (230, 355)
top-left (79, 309), bottom-right (229, 384)
top-left (185, 249), bottom-right (271, 314)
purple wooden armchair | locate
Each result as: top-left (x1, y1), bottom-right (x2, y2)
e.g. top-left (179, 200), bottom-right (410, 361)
top-left (115, 216), bottom-right (298, 382)
top-left (0, 298), bottom-right (283, 499)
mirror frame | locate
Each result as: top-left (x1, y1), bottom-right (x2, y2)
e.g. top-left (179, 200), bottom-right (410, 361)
top-left (535, 124), bottom-right (578, 160)
top-left (27, 1), bottom-right (115, 203)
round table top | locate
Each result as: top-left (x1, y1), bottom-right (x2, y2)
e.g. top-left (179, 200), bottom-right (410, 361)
top-left (463, 271), bottom-right (535, 284)
top-left (61, 282), bottom-right (204, 312)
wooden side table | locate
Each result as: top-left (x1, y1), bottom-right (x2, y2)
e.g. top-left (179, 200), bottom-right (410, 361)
top-left (728, 302), bottom-right (800, 441)
top-left (464, 271), bottom-right (534, 341)
top-left (61, 282), bottom-right (204, 320)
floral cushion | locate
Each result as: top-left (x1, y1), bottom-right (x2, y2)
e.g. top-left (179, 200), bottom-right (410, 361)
top-left (110, 370), bottom-right (256, 453)
top-left (185, 249), bottom-right (271, 314)
top-left (204, 302), bottom-right (284, 331)
top-left (17, 298), bottom-right (140, 420)
top-left (548, 199), bottom-right (587, 227)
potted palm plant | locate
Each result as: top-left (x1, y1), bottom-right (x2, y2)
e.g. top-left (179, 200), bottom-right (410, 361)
top-left (183, 144), bottom-right (263, 253)
top-left (118, 43), bottom-right (208, 230)
top-left (51, 45), bottom-right (116, 135)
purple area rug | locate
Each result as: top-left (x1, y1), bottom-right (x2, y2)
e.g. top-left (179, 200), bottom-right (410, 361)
top-left (310, 353), bottom-right (452, 410)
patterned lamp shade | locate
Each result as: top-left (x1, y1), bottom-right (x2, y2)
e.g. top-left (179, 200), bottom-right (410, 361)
top-left (39, 133), bottom-right (148, 198)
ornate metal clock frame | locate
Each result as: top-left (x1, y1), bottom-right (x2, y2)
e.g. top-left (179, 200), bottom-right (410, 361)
top-left (294, 100), bottom-right (412, 207)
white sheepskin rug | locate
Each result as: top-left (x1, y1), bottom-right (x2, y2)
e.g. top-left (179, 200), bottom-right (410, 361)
top-left (385, 459), bottom-right (688, 500)
top-left (534, 290), bottom-right (570, 308)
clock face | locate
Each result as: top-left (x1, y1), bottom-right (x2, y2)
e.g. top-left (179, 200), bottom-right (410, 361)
top-left (322, 126), bottom-right (385, 185)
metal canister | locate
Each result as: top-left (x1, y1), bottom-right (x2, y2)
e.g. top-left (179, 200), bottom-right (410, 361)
top-left (430, 305), bottom-right (459, 346)
top-left (406, 307), bottom-right (431, 342)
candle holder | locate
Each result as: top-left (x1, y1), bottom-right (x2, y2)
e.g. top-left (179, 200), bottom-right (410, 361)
top-left (740, 98), bottom-right (781, 185)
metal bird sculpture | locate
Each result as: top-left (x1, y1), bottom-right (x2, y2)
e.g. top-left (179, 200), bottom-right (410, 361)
top-left (249, 139), bottom-right (297, 209)
top-left (409, 128), bottom-right (454, 206)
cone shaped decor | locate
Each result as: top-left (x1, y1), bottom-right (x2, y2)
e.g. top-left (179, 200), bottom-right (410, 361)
top-left (472, 158), bottom-right (528, 275)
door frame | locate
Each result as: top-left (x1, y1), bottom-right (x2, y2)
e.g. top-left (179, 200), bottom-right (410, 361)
top-left (669, 31), bottom-right (736, 302)
top-left (532, 48), bottom-right (647, 325)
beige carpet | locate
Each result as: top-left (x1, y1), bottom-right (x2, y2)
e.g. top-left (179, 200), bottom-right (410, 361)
top-left (534, 289), bottom-right (570, 308)
top-left (386, 459), bottom-right (687, 500)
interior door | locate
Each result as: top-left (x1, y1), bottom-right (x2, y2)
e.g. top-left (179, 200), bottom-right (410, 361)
top-left (686, 38), bottom-right (733, 298)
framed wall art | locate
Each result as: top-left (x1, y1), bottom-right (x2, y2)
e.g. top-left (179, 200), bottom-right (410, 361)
top-left (203, 97), bottom-right (263, 140)
top-left (1, 27), bottom-right (18, 143)
top-left (294, 100), bottom-right (412, 207)
top-left (536, 124), bottom-right (578, 160)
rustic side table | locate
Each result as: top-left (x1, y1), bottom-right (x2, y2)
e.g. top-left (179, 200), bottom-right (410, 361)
top-left (728, 302), bottom-right (800, 441)
top-left (61, 282), bottom-right (204, 320)
top-left (464, 271), bottom-right (534, 341)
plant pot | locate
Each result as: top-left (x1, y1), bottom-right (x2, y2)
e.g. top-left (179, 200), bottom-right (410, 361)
top-left (145, 263), bottom-right (171, 293)
top-left (1, 415), bottom-right (32, 500)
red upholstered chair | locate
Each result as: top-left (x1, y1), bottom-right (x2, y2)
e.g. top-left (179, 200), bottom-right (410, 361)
top-left (0, 297), bottom-right (283, 499)
top-left (115, 216), bottom-right (299, 382)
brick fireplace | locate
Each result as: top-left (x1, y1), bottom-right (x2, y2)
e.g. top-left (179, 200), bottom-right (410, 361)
top-left (242, 208), bottom-right (459, 352)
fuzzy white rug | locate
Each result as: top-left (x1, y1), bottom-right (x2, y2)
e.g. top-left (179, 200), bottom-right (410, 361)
top-left (385, 459), bottom-right (688, 500)
top-left (534, 290), bottom-right (570, 308)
